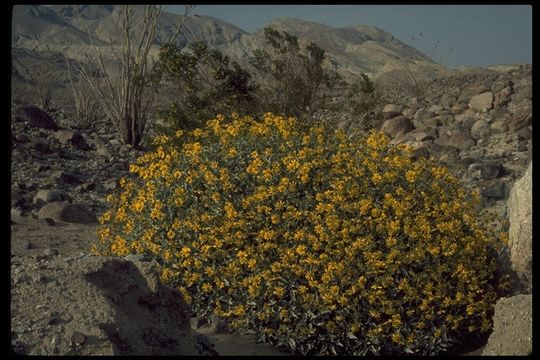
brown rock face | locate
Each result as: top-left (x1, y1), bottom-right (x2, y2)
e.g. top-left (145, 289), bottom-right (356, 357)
top-left (506, 162), bottom-right (532, 292)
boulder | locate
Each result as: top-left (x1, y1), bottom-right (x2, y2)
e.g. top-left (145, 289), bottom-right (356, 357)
top-left (516, 126), bottom-right (532, 141)
top-left (436, 127), bottom-right (474, 151)
top-left (482, 181), bottom-right (506, 199)
top-left (380, 116), bottom-right (414, 139)
top-left (413, 108), bottom-right (435, 123)
top-left (10, 256), bottom-right (202, 355)
top-left (506, 162), bottom-right (532, 292)
top-left (14, 105), bottom-right (58, 130)
top-left (468, 92), bottom-right (494, 113)
top-left (511, 80), bottom-right (532, 103)
top-left (509, 100), bottom-right (532, 132)
top-left (428, 104), bottom-right (444, 115)
top-left (37, 202), bottom-right (97, 224)
top-left (490, 120), bottom-right (509, 134)
top-left (103, 178), bottom-right (120, 192)
top-left (480, 162), bottom-right (504, 181)
top-left (92, 136), bottom-right (114, 160)
top-left (382, 104), bottom-right (402, 119)
top-left (54, 130), bottom-right (91, 151)
top-left (494, 86), bottom-right (513, 107)
top-left (508, 112), bottom-right (532, 132)
top-left (458, 115), bottom-right (479, 130)
top-left (51, 171), bottom-right (85, 185)
top-left (31, 141), bottom-right (55, 154)
top-left (33, 189), bottom-right (71, 206)
top-left (470, 119), bottom-right (491, 141)
top-left (482, 294), bottom-right (532, 356)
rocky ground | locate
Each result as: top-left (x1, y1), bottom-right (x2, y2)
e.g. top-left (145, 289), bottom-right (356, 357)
top-left (10, 65), bottom-right (532, 355)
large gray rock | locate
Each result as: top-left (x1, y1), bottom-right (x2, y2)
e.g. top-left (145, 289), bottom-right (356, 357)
top-left (509, 99), bottom-right (532, 132)
top-left (468, 92), bottom-right (493, 113)
top-left (470, 119), bottom-right (491, 141)
top-left (14, 105), bottom-right (58, 130)
top-left (54, 130), bottom-right (91, 151)
top-left (51, 171), bottom-right (85, 185)
top-left (482, 294), bottom-right (532, 356)
top-left (380, 116), bottom-right (414, 139)
top-left (436, 127), bottom-right (474, 151)
top-left (382, 104), bottom-right (402, 119)
top-left (10, 256), bottom-right (202, 355)
top-left (480, 162), bottom-right (504, 181)
top-left (33, 189), bottom-right (71, 206)
top-left (91, 136), bottom-right (114, 160)
top-left (506, 162), bottom-right (532, 292)
top-left (37, 202), bottom-right (97, 224)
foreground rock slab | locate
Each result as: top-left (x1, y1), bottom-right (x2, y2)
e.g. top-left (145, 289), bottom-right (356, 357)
top-left (10, 256), bottom-right (201, 355)
top-left (482, 294), bottom-right (532, 355)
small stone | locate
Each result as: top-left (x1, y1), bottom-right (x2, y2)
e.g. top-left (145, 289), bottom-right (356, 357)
top-left (11, 339), bottom-right (25, 353)
top-left (50, 334), bottom-right (61, 353)
top-left (103, 178), bottom-right (119, 191)
top-left (71, 331), bottom-right (86, 346)
top-left (124, 254), bottom-right (150, 262)
top-left (469, 92), bottom-right (494, 113)
top-left (44, 248), bottom-right (59, 257)
top-left (21, 240), bottom-right (32, 250)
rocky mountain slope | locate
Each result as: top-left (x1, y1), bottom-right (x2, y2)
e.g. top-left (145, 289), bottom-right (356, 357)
top-left (12, 4), bottom-right (442, 82)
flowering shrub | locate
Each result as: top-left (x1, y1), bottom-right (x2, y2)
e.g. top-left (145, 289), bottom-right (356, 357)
top-left (95, 113), bottom-right (509, 355)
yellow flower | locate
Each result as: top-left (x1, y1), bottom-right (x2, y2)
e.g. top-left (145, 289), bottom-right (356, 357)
top-left (180, 246), bottom-right (191, 258)
top-left (295, 245), bottom-right (306, 256)
top-left (202, 283), bottom-right (213, 294)
top-left (274, 286), bottom-right (285, 298)
top-left (237, 250), bottom-right (248, 263)
top-left (391, 332), bottom-right (402, 344)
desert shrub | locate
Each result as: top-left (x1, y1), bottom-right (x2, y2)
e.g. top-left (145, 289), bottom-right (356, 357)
top-left (155, 41), bottom-right (257, 134)
top-left (251, 28), bottom-right (340, 123)
top-left (95, 113), bottom-right (509, 355)
top-left (342, 73), bottom-right (385, 131)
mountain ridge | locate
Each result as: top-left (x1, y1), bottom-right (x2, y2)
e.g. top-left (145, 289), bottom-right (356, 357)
top-left (12, 4), bottom-right (445, 81)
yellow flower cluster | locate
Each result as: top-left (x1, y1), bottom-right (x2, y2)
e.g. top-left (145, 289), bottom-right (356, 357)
top-left (95, 113), bottom-right (509, 355)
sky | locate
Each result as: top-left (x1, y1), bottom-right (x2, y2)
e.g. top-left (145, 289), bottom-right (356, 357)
top-left (166, 5), bottom-right (532, 68)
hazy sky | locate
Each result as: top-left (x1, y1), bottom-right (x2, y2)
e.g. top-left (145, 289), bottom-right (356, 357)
top-left (166, 5), bottom-right (532, 68)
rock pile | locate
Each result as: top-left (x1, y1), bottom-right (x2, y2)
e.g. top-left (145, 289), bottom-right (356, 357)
top-left (367, 65), bottom-right (532, 226)
top-left (11, 104), bottom-right (145, 222)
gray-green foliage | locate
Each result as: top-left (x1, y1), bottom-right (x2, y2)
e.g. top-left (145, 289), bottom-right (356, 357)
top-left (345, 74), bottom-right (384, 131)
top-left (156, 41), bottom-right (257, 134)
top-left (251, 27), bottom-right (340, 123)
